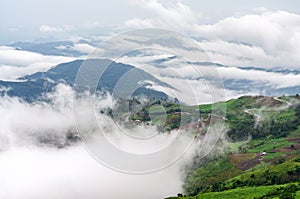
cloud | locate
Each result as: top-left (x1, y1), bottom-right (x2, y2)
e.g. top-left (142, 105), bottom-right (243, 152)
top-left (217, 66), bottom-right (300, 89)
top-left (121, 1), bottom-right (300, 69)
top-left (194, 10), bottom-right (300, 68)
top-left (0, 46), bottom-right (75, 80)
top-left (39, 24), bottom-right (75, 33)
top-left (0, 64), bottom-right (41, 81)
top-left (0, 146), bottom-right (184, 199)
top-left (0, 84), bottom-right (75, 148)
top-left (117, 52), bottom-right (231, 104)
top-left (123, 18), bottom-right (154, 29)
top-left (195, 10), bottom-right (300, 53)
top-left (124, 0), bottom-right (200, 31)
top-left (116, 49), bottom-right (300, 101)
top-left (40, 25), bottom-right (64, 33)
top-left (70, 43), bottom-right (96, 54)
top-left (0, 83), bottom-right (217, 199)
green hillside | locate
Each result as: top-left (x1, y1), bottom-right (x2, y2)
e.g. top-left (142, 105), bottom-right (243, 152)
top-left (117, 95), bottom-right (300, 199)
top-left (159, 95), bottom-right (300, 199)
top-left (168, 183), bottom-right (300, 199)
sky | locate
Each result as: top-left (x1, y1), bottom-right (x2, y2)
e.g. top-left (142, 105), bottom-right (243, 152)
top-left (1, 0), bottom-right (300, 44)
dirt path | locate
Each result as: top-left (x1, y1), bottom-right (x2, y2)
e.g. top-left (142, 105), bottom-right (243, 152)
top-left (274, 96), bottom-right (292, 107)
top-left (244, 108), bottom-right (262, 121)
top-left (244, 96), bottom-right (292, 121)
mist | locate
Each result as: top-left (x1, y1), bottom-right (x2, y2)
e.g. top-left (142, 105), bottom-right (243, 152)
top-left (0, 146), bottom-right (185, 199)
top-left (0, 83), bottom-right (220, 199)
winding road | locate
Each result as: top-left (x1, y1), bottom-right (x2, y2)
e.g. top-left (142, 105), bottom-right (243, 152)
top-left (244, 96), bottom-right (292, 122)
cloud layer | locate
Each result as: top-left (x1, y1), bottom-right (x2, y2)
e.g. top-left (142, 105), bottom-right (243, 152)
top-left (123, 1), bottom-right (300, 69)
top-left (0, 84), bottom-right (205, 199)
top-left (0, 46), bottom-right (75, 81)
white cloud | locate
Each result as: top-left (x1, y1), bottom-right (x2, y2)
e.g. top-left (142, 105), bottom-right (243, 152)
top-left (117, 52), bottom-right (230, 105)
top-left (0, 84), bottom-right (208, 199)
top-left (124, 0), bottom-right (200, 31)
top-left (39, 24), bottom-right (75, 33)
top-left (122, 1), bottom-right (300, 69)
top-left (0, 146), bottom-right (184, 199)
top-left (197, 40), bottom-right (273, 67)
top-left (117, 49), bottom-right (300, 102)
top-left (194, 10), bottom-right (300, 68)
top-left (0, 46), bottom-right (75, 81)
top-left (40, 25), bottom-right (63, 33)
top-left (71, 43), bottom-right (96, 54)
top-left (217, 66), bottom-right (300, 89)
top-left (123, 18), bottom-right (154, 29)
top-left (0, 64), bottom-right (39, 81)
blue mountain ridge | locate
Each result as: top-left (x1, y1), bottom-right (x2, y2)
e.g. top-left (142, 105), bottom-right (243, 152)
top-left (0, 59), bottom-right (171, 102)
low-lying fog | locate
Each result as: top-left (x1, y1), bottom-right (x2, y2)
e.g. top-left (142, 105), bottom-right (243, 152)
top-left (0, 84), bottom-right (213, 199)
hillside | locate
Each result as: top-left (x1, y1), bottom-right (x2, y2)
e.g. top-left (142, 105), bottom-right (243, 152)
top-left (118, 95), bottom-right (300, 198)
top-left (0, 59), bottom-right (170, 101)
top-left (161, 95), bottom-right (300, 199)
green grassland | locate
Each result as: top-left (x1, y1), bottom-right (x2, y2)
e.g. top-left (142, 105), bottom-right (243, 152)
top-left (168, 183), bottom-right (300, 199)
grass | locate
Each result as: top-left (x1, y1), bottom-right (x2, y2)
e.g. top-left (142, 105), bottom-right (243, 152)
top-left (263, 152), bottom-right (285, 160)
top-left (224, 158), bottom-right (300, 189)
top-left (195, 96), bottom-right (257, 115)
top-left (183, 158), bottom-right (242, 195)
top-left (289, 125), bottom-right (300, 138)
top-left (183, 136), bottom-right (300, 197)
top-left (224, 140), bottom-right (250, 153)
top-left (169, 183), bottom-right (300, 199)
top-left (192, 186), bottom-right (274, 199)
top-left (245, 137), bottom-right (291, 153)
top-left (296, 190), bottom-right (300, 198)
top-left (228, 153), bottom-right (256, 165)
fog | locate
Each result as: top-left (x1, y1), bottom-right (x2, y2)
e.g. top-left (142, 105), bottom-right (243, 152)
top-left (0, 83), bottom-right (220, 199)
top-left (0, 146), bottom-right (185, 199)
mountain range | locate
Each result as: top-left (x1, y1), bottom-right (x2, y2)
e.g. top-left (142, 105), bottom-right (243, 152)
top-left (0, 59), bottom-right (170, 102)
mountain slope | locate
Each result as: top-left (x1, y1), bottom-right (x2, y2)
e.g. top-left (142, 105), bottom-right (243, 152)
top-left (153, 95), bottom-right (300, 199)
top-left (0, 59), bottom-right (171, 101)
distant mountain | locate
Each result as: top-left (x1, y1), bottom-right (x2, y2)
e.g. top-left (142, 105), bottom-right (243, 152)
top-left (143, 54), bottom-right (300, 97)
top-left (237, 66), bottom-right (300, 75)
top-left (9, 41), bottom-right (91, 56)
top-left (4, 41), bottom-right (300, 99)
top-left (0, 59), bottom-right (171, 101)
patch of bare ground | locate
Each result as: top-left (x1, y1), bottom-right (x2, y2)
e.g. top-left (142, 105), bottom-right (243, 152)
top-left (228, 153), bottom-right (261, 171)
top-left (253, 96), bottom-right (282, 107)
top-left (286, 137), bottom-right (300, 143)
top-left (271, 143), bottom-right (300, 153)
top-left (266, 154), bottom-right (298, 164)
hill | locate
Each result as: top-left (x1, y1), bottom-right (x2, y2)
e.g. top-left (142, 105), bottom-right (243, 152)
top-left (150, 95), bottom-right (300, 199)
top-left (0, 59), bottom-right (170, 101)
top-left (118, 95), bottom-right (300, 198)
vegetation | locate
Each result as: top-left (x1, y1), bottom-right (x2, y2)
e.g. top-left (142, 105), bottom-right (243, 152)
top-left (160, 95), bottom-right (300, 199)
top-left (167, 184), bottom-right (300, 199)
top-left (183, 158), bottom-right (242, 195)
top-left (113, 95), bottom-right (300, 199)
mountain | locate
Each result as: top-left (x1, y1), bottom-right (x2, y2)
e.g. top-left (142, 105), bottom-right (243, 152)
top-left (0, 59), bottom-right (170, 101)
top-left (153, 95), bottom-right (300, 199)
top-left (144, 54), bottom-right (300, 97)
top-left (9, 41), bottom-right (89, 56)
top-left (6, 41), bottom-right (300, 99)
top-left (125, 95), bottom-right (300, 198)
